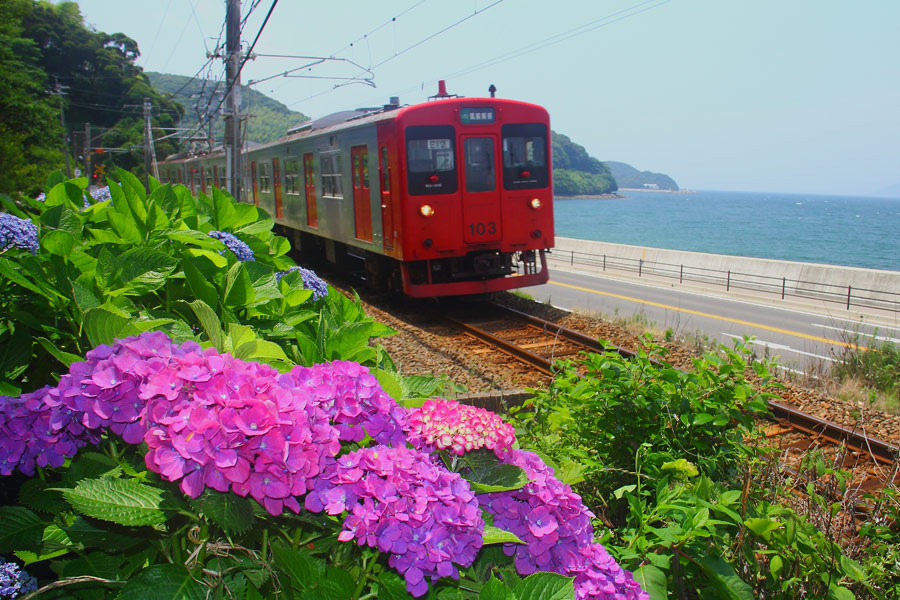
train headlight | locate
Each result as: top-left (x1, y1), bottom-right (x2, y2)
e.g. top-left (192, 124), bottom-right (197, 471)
top-left (419, 204), bottom-right (435, 217)
top-left (530, 198), bottom-right (542, 209)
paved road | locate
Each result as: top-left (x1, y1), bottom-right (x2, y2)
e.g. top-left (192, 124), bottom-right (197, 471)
top-left (525, 267), bottom-right (900, 374)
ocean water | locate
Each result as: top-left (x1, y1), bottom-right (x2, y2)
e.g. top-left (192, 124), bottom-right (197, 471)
top-left (553, 189), bottom-right (900, 272)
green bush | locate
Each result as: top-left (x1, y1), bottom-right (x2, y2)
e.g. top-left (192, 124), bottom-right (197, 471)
top-left (511, 338), bottom-right (895, 599)
top-left (0, 171), bottom-right (394, 395)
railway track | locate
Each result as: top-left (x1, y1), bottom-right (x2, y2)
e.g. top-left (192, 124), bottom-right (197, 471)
top-left (436, 301), bottom-right (899, 490)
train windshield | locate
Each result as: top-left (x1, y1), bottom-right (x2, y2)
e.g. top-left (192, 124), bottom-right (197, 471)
top-left (501, 123), bottom-right (549, 190)
top-left (406, 125), bottom-right (458, 195)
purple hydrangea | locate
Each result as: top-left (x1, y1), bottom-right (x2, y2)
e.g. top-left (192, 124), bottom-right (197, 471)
top-left (208, 230), bottom-right (254, 261)
top-left (282, 361), bottom-right (408, 447)
top-left (34, 192), bottom-right (46, 203)
top-left (275, 266), bottom-right (329, 300)
top-left (0, 213), bottom-right (38, 254)
top-left (479, 449), bottom-right (648, 600)
top-left (0, 557), bottom-right (38, 599)
top-left (305, 445), bottom-right (484, 597)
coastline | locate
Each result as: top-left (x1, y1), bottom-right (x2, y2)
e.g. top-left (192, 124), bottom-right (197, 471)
top-left (554, 193), bottom-right (625, 200)
top-left (618, 187), bottom-right (697, 194)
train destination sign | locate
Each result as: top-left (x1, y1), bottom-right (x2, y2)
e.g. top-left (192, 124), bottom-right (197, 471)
top-left (460, 107), bottom-right (495, 124)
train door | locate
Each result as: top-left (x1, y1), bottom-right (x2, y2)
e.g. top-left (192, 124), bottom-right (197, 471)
top-left (351, 145), bottom-right (373, 242)
top-left (379, 146), bottom-right (394, 250)
top-left (303, 153), bottom-right (317, 227)
top-left (460, 134), bottom-right (502, 243)
top-left (273, 157), bottom-right (283, 218)
top-left (250, 161), bottom-right (259, 206)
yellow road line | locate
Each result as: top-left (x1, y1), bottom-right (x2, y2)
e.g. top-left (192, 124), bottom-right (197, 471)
top-left (548, 279), bottom-right (866, 350)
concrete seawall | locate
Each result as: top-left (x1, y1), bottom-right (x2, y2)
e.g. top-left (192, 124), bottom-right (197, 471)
top-left (548, 237), bottom-right (900, 316)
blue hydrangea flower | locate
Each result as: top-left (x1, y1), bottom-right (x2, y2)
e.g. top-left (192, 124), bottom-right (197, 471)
top-left (208, 230), bottom-right (254, 261)
top-left (276, 266), bottom-right (328, 300)
top-left (90, 186), bottom-right (111, 203)
top-left (0, 213), bottom-right (39, 254)
top-left (0, 558), bottom-right (38, 599)
top-left (34, 192), bottom-right (45, 203)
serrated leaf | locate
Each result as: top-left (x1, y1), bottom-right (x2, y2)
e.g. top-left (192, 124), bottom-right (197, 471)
top-left (465, 464), bottom-right (530, 493)
top-left (116, 248), bottom-right (179, 295)
top-left (479, 576), bottom-right (515, 600)
top-left (83, 306), bottom-right (136, 347)
top-left (633, 564), bottom-right (667, 600)
top-left (697, 556), bottom-right (754, 600)
top-left (36, 336), bottom-right (85, 369)
top-left (0, 506), bottom-right (46, 553)
top-left (373, 368), bottom-right (404, 401)
top-left (64, 517), bottom-right (143, 551)
top-left (513, 572), bottom-right (575, 600)
top-left (116, 563), bottom-right (206, 600)
top-left (190, 491), bottom-right (254, 536)
top-left (42, 229), bottom-right (77, 256)
top-left (63, 551), bottom-right (125, 579)
top-left (743, 517), bottom-right (782, 537)
top-left (188, 299), bottom-right (224, 350)
top-left (482, 525), bottom-right (525, 545)
top-left (63, 478), bottom-right (167, 526)
top-left (271, 543), bottom-right (324, 590)
top-left (18, 478), bottom-right (68, 514)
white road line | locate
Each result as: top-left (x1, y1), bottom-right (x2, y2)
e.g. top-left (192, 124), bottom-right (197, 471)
top-left (812, 323), bottom-right (900, 344)
top-left (721, 333), bottom-right (834, 362)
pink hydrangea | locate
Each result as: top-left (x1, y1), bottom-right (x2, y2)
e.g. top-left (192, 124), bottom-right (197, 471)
top-left (404, 398), bottom-right (516, 458)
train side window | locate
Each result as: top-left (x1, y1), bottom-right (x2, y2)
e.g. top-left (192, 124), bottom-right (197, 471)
top-left (405, 124), bottom-right (457, 195)
top-left (284, 158), bottom-right (301, 195)
top-left (380, 147), bottom-right (390, 192)
top-left (258, 161), bottom-right (271, 193)
top-left (320, 153), bottom-right (343, 198)
top-left (501, 123), bottom-right (549, 190)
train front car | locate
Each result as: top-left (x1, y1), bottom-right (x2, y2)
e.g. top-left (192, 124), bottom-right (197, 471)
top-left (386, 94), bottom-right (554, 297)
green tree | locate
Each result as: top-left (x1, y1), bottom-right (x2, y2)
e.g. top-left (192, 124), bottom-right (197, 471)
top-left (20, 1), bottom-right (184, 181)
top-left (0, 0), bottom-right (64, 195)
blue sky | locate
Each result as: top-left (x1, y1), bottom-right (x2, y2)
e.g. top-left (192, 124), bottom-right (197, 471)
top-left (70, 0), bottom-right (900, 196)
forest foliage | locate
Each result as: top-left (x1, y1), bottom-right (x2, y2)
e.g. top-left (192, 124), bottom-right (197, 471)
top-left (0, 0), bottom-right (183, 195)
top-left (551, 132), bottom-right (618, 196)
top-left (605, 161), bottom-right (679, 191)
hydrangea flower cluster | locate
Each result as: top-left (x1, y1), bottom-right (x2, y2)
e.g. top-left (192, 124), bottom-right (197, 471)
top-left (208, 230), bottom-right (254, 261)
top-left (0, 213), bottom-right (39, 254)
top-left (275, 266), bottom-right (329, 300)
top-left (89, 186), bottom-right (112, 203)
top-left (34, 192), bottom-right (46, 203)
top-left (479, 449), bottom-right (647, 600)
top-left (284, 361), bottom-right (408, 447)
top-left (140, 345), bottom-right (341, 515)
top-left (0, 558), bottom-right (37, 599)
top-left (0, 331), bottom-right (647, 599)
top-left (305, 445), bottom-right (484, 597)
top-left (405, 398), bottom-right (516, 458)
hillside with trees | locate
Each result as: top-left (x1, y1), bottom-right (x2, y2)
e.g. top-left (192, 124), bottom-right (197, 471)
top-left (148, 72), bottom-right (308, 146)
top-left (605, 160), bottom-right (679, 190)
top-left (551, 132), bottom-right (617, 196)
top-left (0, 0), bottom-right (183, 194)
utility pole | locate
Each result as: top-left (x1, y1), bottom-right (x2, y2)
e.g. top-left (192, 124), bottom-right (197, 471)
top-left (224, 0), bottom-right (242, 199)
top-left (143, 97), bottom-right (153, 193)
top-left (54, 77), bottom-right (71, 177)
top-left (84, 122), bottom-right (91, 185)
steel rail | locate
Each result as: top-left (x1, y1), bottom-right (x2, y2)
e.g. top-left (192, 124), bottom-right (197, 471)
top-left (484, 302), bottom-right (899, 469)
top-left (438, 314), bottom-right (555, 376)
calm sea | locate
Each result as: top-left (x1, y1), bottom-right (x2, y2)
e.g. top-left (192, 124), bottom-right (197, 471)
top-left (553, 189), bottom-right (900, 272)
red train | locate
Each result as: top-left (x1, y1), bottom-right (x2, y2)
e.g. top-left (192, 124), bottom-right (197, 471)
top-left (159, 83), bottom-right (554, 297)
